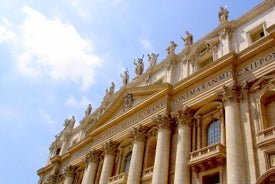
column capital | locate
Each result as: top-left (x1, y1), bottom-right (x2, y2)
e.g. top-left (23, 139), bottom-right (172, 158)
top-left (85, 149), bottom-right (102, 164)
top-left (152, 112), bottom-right (174, 130)
top-left (64, 165), bottom-right (77, 178)
top-left (216, 82), bottom-right (242, 103)
top-left (130, 125), bottom-right (149, 143)
top-left (103, 140), bottom-right (119, 156)
top-left (172, 105), bottom-right (194, 126)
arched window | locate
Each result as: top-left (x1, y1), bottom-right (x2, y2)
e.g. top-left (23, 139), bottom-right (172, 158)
top-left (207, 120), bottom-right (221, 146)
top-left (124, 152), bottom-right (132, 173)
top-left (260, 92), bottom-right (275, 129)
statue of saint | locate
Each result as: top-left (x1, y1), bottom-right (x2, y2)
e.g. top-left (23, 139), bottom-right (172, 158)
top-left (109, 82), bottom-right (115, 95)
top-left (121, 69), bottom-right (129, 86)
top-left (133, 55), bottom-right (144, 76)
top-left (166, 41), bottom-right (177, 55)
top-left (218, 7), bottom-right (229, 23)
top-left (85, 104), bottom-right (92, 116)
top-left (181, 31), bottom-right (193, 47)
top-left (148, 53), bottom-right (159, 68)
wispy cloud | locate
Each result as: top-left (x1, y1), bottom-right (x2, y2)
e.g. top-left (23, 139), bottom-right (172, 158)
top-left (65, 95), bottom-right (90, 108)
top-left (140, 38), bottom-right (154, 53)
top-left (0, 6), bottom-right (102, 91)
top-left (39, 109), bottom-right (57, 126)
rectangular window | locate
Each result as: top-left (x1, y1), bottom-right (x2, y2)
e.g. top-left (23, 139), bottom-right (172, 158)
top-left (248, 23), bottom-right (266, 44)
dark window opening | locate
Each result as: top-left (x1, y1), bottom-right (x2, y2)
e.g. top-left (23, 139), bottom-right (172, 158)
top-left (203, 172), bottom-right (220, 184)
top-left (55, 148), bottom-right (61, 155)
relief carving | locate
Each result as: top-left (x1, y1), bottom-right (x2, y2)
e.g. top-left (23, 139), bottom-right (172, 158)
top-left (172, 105), bottom-right (194, 126)
top-left (103, 140), bottom-right (119, 156)
top-left (64, 165), bottom-right (77, 178)
top-left (153, 112), bottom-right (174, 130)
top-left (85, 149), bottom-right (102, 164)
top-left (130, 125), bottom-right (149, 143)
top-left (216, 82), bottom-right (242, 103)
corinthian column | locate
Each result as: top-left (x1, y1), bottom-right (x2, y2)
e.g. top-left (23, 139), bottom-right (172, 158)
top-left (127, 125), bottom-right (149, 184)
top-left (98, 140), bottom-right (119, 184)
top-left (217, 82), bottom-right (247, 184)
top-left (81, 150), bottom-right (102, 184)
top-left (151, 113), bottom-right (173, 184)
top-left (64, 165), bottom-right (76, 184)
top-left (173, 106), bottom-right (193, 184)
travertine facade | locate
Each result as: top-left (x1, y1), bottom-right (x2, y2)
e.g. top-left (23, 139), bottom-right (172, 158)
top-left (38, 1), bottom-right (275, 183)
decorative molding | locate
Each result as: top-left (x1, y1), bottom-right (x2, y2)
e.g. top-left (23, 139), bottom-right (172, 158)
top-left (64, 165), bottom-right (77, 178)
top-left (216, 82), bottom-right (242, 103)
top-left (130, 125), bottom-right (149, 143)
top-left (103, 140), bottom-right (119, 156)
top-left (172, 105), bottom-right (194, 126)
top-left (123, 93), bottom-right (134, 112)
top-left (152, 112), bottom-right (174, 130)
top-left (85, 149), bottom-right (102, 164)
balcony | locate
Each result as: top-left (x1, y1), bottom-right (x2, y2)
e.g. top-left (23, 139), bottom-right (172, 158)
top-left (257, 126), bottom-right (275, 147)
top-left (141, 167), bottom-right (153, 181)
top-left (189, 143), bottom-right (226, 172)
top-left (108, 173), bottom-right (128, 184)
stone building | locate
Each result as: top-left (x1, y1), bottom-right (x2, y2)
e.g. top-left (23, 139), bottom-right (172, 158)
top-left (37, 1), bottom-right (275, 183)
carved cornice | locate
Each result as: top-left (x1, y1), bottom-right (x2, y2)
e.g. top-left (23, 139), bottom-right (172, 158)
top-left (103, 140), bottom-right (119, 156)
top-left (172, 105), bottom-right (194, 126)
top-left (250, 74), bottom-right (275, 92)
top-left (130, 125), bottom-right (149, 143)
top-left (45, 174), bottom-right (58, 184)
top-left (152, 112), bottom-right (174, 130)
top-left (216, 82), bottom-right (242, 103)
top-left (85, 149), bottom-right (102, 164)
top-left (64, 165), bottom-right (77, 178)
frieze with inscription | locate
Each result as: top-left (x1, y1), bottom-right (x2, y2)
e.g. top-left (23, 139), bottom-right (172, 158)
top-left (237, 52), bottom-right (275, 77)
top-left (92, 100), bottom-right (167, 145)
top-left (172, 70), bottom-right (232, 106)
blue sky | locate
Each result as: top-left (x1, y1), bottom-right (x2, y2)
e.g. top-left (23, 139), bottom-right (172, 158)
top-left (0, 0), bottom-right (262, 183)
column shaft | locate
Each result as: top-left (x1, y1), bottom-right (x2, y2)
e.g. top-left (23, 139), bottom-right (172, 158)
top-left (64, 165), bottom-right (76, 184)
top-left (224, 102), bottom-right (246, 184)
top-left (127, 125), bottom-right (148, 184)
top-left (174, 124), bottom-right (191, 184)
top-left (98, 141), bottom-right (118, 184)
top-left (81, 150), bottom-right (101, 184)
top-left (217, 83), bottom-right (247, 184)
top-left (151, 113), bottom-right (172, 184)
top-left (81, 162), bottom-right (97, 184)
top-left (99, 154), bottom-right (115, 184)
top-left (152, 128), bottom-right (171, 184)
top-left (173, 106), bottom-right (193, 184)
top-left (127, 141), bottom-right (145, 184)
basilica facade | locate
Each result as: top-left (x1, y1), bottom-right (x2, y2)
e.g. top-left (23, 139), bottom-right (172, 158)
top-left (37, 1), bottom-right (275, 183)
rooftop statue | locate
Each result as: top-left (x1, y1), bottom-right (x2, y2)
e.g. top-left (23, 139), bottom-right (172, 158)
top-left (218, 6), bottom-right (229, 23)
top-left (85, 104), bottom-right (92, 116)
top-left (121, 68), bottom-right (129, 86)
top-left (148, 53), bottom-right (159, 68)
top-left (63, 116), bottom-right (75, 130)
top-left (133, 55), bottom-right (144, 76)
top-left (109, 82), bottom-right (115, 95)
top-left (181, 31), bottom-right (193, 47)
top-left (166, 41), bottom-right (177, 55)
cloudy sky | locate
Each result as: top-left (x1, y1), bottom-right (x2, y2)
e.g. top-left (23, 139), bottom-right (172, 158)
top-left (0, 0), bottom-right (262, 183)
